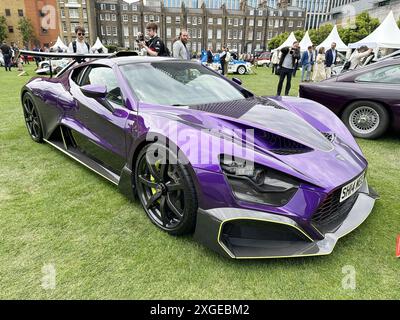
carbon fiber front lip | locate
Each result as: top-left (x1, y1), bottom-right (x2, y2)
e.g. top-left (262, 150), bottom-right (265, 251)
top-left (193, 180), bottom-right (378, 259)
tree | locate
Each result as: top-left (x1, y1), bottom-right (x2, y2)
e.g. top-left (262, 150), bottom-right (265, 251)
top-left (0, 16), bottom-right (7, 43)
top-left (17, 17), bottom-right (35, 48)
top-left (309, 24), bottom-right (333, 46)
top-left (268, 32), bottom-right (289, 50)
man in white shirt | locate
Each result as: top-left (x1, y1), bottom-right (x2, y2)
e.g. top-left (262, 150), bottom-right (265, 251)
top-left (67, 26), bottom-right (91, 54)
top-left (349, 46), bottom-right (373, 70)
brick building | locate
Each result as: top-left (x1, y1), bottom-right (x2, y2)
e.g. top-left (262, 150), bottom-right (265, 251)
top-left (96, 0), bottom-right (306, 53)
top-left (0, 0), bottom-right (26, 47)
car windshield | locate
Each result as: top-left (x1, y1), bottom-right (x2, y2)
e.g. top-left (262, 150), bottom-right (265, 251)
top-left (121, 61), bottom-right (246, 106)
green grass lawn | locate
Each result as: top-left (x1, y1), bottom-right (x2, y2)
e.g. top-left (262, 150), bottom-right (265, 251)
top-left (0, 64), bottom-right (399, 299)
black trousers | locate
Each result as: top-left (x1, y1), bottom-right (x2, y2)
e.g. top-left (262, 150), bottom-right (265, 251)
top-left (276, 67), bottom-right (293, 96)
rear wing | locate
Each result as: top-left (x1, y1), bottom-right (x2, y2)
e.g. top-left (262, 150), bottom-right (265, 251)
top-left (19, 50), bottom-right (138, 77)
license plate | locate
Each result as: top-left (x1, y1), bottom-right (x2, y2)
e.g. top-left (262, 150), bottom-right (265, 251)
top-left (340, 173), bottom-right (365, 203)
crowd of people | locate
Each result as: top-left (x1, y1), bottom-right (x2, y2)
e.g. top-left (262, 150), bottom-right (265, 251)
top-left (1, 22), bottom-right (375, 98)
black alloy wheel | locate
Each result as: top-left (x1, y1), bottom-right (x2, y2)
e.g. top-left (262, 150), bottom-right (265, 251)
top-left (135, 143), bottom-right (198, 235)
top-left (22, 93), bottom-right (43, 143)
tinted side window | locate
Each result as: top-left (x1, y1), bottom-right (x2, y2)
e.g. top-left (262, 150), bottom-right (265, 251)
top-left (356, 65), bottom-right (400, 84)
top-left (82, 66), bottom-right (123, 105)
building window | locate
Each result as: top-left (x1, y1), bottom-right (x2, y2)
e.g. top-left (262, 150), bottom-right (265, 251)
top-left (208, 18), bottom-right (213, 25)
top-left (149, 15), bottom-right (154, 22)
top-left (132, 15), bottom-right (138, 22)
top-left (198, 29), bottom-right (201, 38)
top-left (298, 12), bottom-right (302, 17)
top-left (166, 27), bottom-right (171, 37)
top-left (227, 29), bottom-right (232, 39)
top-left (100, 4), bottom-right (106, 10)
top-left (278, 10), bottom-right (282, 16)
top-left (208, 29), bottom-right (213, 39)
top-left (187, 16), bottom-right (191, 24)
top-left (155, 15), bottom-right (159, 22)
top-left (216, 29), bottom-right (221, 39)
top-left (133, 26), bottom-right (139, 36)
top-left (175, 16), bottom-right (180, 24)
top-left (5, 9), bottom-right (11, 16)
top-left (123, 25), bottom-right (129, 37)
top-left (123, 4), bottom-right (128, 10)
top-left (228, 18), bottom-right (233, 25)
top-left (240, 18), bottom-right (243, 26)
top-left (144, 15), bottom-right (149, 23)
top-left (112, 26), bottom-right (117, 36)
top-left (258, 10), bottom-right (263, 16)
top-left (249, 19), bottom-right (254, 27)
top-left (62, 22), bottom-right (68, 33)
top-left (274, 19), bottom-right (279, 28)
top-left (61, 9), bottom-right (65, 18)
top-left (192, 16), bottom-right (197, 25)
top-left (288, 21), bottom-right (294, 28)
top-left (122, 15), bottom-right (128, 22)
top-left (166, 16), bottom-right (171, 23)
top-left (18, 9), bottom-right (24, 17)
top-left (175, 27), bottom-right (180, 37)
top-left (198, 17), bottom-right (202, 24)
top-left (192, 28), bottom-right (197, 38)
top-left (234, 18), bottom-right (238, 26)
top-left (132, 5), bottom-right (137, 11)
top-left (268, 31), bottom-right (272, 39)
top-left (112, 14), bottom-right (117, 21)
top-left (106, 26), bottom-right (111, 36)
top-left (248, 31), bottom-right (253, 41)
top-left (256, 32), bottom-right (261, 40)
top-left (83, 9), bottom-right (87, 19)
top-left (105, 13), bottom-right (110, 21)
top-left (257, 20), bottom-right (262, 27)
top-left (110, 4), bottom-right (116, 11)
top-left (298, 21), bottom-right (302, 27)
top-left (280, 19), bottom-right (284, 27)
top-left (289, 11), bottom-right (294, 17)
top-left (217, 18), bottom-right (222, 25)
top-left (233, 30), bottom-right (237, 40)
top-left (69, 9), bottom-right (79, 19)
top-left (101, 25), bottom-right (105, 36)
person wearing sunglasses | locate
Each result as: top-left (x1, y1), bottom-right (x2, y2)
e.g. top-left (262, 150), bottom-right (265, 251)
top-left (67, 26), bottom-right (92, 54)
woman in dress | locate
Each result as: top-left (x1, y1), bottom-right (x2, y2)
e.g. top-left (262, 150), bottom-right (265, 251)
top-left (312, 47), bottom-right (327, 82)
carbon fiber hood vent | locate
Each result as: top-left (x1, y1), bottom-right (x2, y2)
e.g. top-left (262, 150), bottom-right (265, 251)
top-left (189, 97), bottom-right (285, 118)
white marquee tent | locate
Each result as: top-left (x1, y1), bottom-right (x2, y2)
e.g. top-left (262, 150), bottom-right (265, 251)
top-left (273, 32), bottom-right (298, 51)
top-left (349, 11), bottom-right (400, 49)
top-left (317, 25), bottom-right (348, 52)
top-left (51, 36), bottom-right (68, 52)
top-left (92, 37), bottom-right (109, 53)
top-left (299, 31), bottom-right (313, 51)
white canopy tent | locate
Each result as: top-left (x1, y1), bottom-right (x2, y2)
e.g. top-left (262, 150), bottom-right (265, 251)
top-left (349, 11), bottom-right (400, 49)
top-left (317, 25), bottom-right (348, 52)
top-left (273, 32), bottom-right (298, 52)
top-left (92, 37), bottom-right (109, 53)
top-left (51, 36), bottom-right (68, 52)
top-left (299, 31), bottom-right (313, 51)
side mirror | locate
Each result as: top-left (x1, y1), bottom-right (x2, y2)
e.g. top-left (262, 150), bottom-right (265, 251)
top-left (80, 84), bottom-right (114, 113)
top-left (80, 84), bottom-right (107, 99)
top-left (232, 77), bottom-right (242, 85)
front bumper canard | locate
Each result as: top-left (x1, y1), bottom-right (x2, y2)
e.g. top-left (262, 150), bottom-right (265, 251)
top-left (193, 180), bottom-right (378, 259)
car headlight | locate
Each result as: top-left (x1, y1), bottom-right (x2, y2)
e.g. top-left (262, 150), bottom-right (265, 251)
top-left (220, 155), bottom-right (299, 206)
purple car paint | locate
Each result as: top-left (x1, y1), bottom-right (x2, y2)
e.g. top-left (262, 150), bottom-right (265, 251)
top-left (20, 53), bottom-right (378, 259)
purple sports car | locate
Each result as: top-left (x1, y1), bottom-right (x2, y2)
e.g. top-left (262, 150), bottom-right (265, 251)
top-left (300, 57), bottom-right (400, 139)
top-left (20, 51), bottom-right (378, 259)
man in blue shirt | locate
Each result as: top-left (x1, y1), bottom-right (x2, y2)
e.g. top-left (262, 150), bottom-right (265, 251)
top-left (300, 46), bottom-right (314, 82)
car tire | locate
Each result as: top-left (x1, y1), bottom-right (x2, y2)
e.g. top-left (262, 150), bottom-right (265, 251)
top-left (237, 65), bottom-right (246, 75)
top-left (22, 92), bottom-right (43, 143)
top-left (135, 142), bottom-right (198, 236)
top-left (342, 101), bottom-right (389, 139)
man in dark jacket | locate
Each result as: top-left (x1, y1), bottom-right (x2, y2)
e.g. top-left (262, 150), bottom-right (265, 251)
top-left (276, 41), bottom-right (300, 96)
top-left (0, 41), bottom-right (12, 71)
top-left (325, 42), bottom-right (337, 78)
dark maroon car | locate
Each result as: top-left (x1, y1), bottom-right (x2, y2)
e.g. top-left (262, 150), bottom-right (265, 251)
top-left (299, 56), bottom-right (400, 139)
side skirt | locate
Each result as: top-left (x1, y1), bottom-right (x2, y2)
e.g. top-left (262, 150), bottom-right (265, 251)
top-left (44, 127), bottom-right (120, 186)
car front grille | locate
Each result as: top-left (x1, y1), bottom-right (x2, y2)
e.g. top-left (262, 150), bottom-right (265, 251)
top-left (312, 188), bottom-right (359, 234)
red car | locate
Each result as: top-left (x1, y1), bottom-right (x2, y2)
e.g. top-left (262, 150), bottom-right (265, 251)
top-left (299, 56), bottom-right (400, 139)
